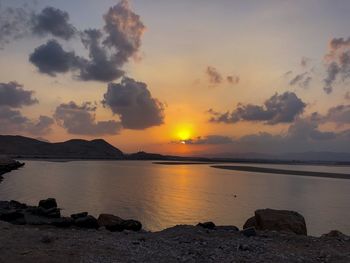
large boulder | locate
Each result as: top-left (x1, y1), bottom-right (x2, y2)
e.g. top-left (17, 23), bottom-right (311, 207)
top-left (74, 215), bottom-right (99, 229)
top-left (251, 209), bottom-right (307, 235)
top-left (38, 198), bottom-right (57, 210)
top-left (98, 213), bottom-right (124, 231)
top-left (243, 216), bottom-right (257, 229)
top-left (122, 219), bottom-right (142, 232)
top-left (197, 221), bottom-right (216, 230)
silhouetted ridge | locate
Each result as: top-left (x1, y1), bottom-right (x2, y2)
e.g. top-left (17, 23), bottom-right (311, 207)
top-left (0, 135), bottom-right (123, 159)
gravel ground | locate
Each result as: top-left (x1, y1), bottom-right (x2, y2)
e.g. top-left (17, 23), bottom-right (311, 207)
top-left (0, 221), bottom-right (349, 263)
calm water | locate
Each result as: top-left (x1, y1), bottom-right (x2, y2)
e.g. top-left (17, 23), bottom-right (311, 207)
top-left (0, 160), bottom-right (349, 236)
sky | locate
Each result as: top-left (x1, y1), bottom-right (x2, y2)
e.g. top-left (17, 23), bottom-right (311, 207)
top-left (0, 0), bottom-right (349, 155)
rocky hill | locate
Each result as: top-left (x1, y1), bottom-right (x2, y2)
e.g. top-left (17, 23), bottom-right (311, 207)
top-left (0, 135), bottom-right (124, 159)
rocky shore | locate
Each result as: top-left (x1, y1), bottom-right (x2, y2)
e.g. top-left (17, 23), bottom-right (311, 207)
top-left (0, 158), bottom-right (25, 183)
top-left (0, 198), bottom-right (349, 262)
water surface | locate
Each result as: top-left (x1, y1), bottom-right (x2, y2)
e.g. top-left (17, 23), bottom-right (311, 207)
top-left (0, 160), bottom-right (349, 236)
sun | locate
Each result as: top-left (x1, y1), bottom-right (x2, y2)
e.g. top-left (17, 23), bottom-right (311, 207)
top-left (173, 123), bottom-right (193, 142)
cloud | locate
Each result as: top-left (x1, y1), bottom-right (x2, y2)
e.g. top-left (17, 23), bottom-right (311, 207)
top-left (210, 92), bottom-right (306, 125)
top-left (227, 75), bottom-right (240, 85)
top-left (78, 29), bottom-right (125, 81)
top-left (178, 135), bottom-right (233, 145)
top-left (323, 37), bottom-right (350, 93)
top-left (102, 77), bottom-right (164, 130)
top-left (289, 72), bottom-right (312, 89)
top-left (206, 66), bottom-right (223, 85)
top-left (301, 56), bottom-right (311, 67)
top-left (0, 5), bottom-right (75, 48)
top-left (29, 40), bottom-right (80, 76)
top-left (179, 117), bottom-right (349, 153)
top-left (54, 101), bottom-right (122, 135)
top-left (206, 66), bottom-right (240, 86)
top-left (103, 0), bottom-right (145, 63)
top-left (0, 106), bottom-right (53, 135)
top-left (29, 1), bottom-right (145, 82)
top-left (31, 7), bottom-right (76, 40)
top-left (345, 91), bottom-right (350, 100)
top-left (0, 5), bottom-right (32, 49)
top-left (324, 104), bottom-right (350, 124)
top-left (0, 82), bottom-right (38, 107)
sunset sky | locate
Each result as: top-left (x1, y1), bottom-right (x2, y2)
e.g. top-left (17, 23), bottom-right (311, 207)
top-left (0, 0), bottom-right (349, 155)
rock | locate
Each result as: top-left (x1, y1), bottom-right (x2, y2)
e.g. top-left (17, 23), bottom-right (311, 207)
top-left (44, 207), bottom-right (61, 218)
top-left (9, 200), bottom-right (27, 209)
top-left (51, 217), bottom-right (74, 228)
top-left (74, 215), bottom-right (99, 229)
top-left (0, 201), bottom-right (10, 209)
top-left (0, 209), bottom-right (24, 222)
top-left (40, 234), bottom-right (54, 243)
top-left (322, 230), bottom-right (347, 239)
top-left (26, 206), bottom-right (60, 218)
top-left (121, 219), bottom-right (142, 231)
top-left (243, 216), bottom-right (257, 229)
top-left (254, 209), bottom-right (307, 235)
top-left (240, 227), bottom-right (256, 237)
top-left (24, 214), bottom-right (51, 225)
top-left (71, 212), bottom-right (88, 220)
top-left (197, 221), bottom-right (216, 230)
top-left (38, 198), bottom-right (57, 210)
top-left (98, 213), bottom-right (124, 232)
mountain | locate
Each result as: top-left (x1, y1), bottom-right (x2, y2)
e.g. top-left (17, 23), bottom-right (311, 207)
top-left (0, 135), bottom-right (124, 159)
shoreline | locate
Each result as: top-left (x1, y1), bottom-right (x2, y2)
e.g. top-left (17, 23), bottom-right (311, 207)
top-left (0, 159), bottom-right (25, 183)
top-left (211, 165), bottom-right (350, 180)
top-left (0, 220), bottom-right (349, 262)
top-left (1, 199), bottom-right (349, 262)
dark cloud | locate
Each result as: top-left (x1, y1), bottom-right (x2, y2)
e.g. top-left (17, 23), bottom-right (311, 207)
top-left (289, 72), bottom-right (312, 89)
top-left (0, 82), bottom-right (38, 107)
top-left (31, 7), bottom-right (76, 40)
top-left (210, 92), bottom-right (306, 125)
top-left (323, 37), bottom-right (350, 94)
top-left (54, 101), bottom-right (122, 135)
top-left (29, 40), bottom-right (80, 76)
top-left (206, 66), bottom-right (223, 85)
top-left (29, 1), bottom-right (145, 82)
top-left (0, 106), bottom-right (53, 135)
top-left (78, 29), bottom-right (125, 81)
top-left (102, 77), bottom-right (164, 130)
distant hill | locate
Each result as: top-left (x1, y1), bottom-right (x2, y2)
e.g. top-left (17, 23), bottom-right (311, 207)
top-left (200, 151), bottom-right (350, 163)
top-left (0, 135), bottom-right (124, 159)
